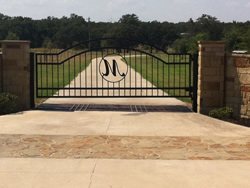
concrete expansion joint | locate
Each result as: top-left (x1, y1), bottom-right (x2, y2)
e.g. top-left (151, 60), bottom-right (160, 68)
top-left (88, 159), bottom-right (98, 188)
top-left (105, 115), bottom-right (113, 135)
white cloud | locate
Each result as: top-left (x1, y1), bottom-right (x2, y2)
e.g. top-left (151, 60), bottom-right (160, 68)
top-left (247, 2), bottom-right (250, 7)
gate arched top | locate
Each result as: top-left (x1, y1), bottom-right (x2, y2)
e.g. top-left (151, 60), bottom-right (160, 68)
top-left (58, 38), bottom-right (171, 56)
top-left (36, 38), bottom-right (192, 65)
top-left (59, 47), bottom-right (170, 65)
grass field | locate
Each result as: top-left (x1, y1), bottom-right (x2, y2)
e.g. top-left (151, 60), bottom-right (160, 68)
top-left (36, 51), bottom-right (102, 98)
top-left (126, 53), bottom-right (193, 102)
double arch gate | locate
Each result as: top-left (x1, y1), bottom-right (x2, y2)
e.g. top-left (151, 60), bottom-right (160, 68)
top-left (34, 38), bottom-right (198, 111)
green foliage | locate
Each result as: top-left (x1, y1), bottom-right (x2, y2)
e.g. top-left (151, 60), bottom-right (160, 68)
top-left (209, 107), bottom-right (234, 120)
top-left (5, 31), bottom-right (20, 40)
top-left (0, 12), bottom-right (249, 52)
top-left (108, 14), bottom-right (141, 48)
top-left (172, 38), bottom-right (188, 53)
top-left (173, 33), bottom-right (207, 53)
top-left (188, 33), bottom-right (208, 53)
top-left (0, 92), bottom-right (18, 115)
top-left (223, 23), bottom-right (250, 52)
top-left (42, 38), bottom-right (54, 49)
top-left (172, 14), bottom-right (222, 53)
top-left (195, 14), bottom-right (223, 40)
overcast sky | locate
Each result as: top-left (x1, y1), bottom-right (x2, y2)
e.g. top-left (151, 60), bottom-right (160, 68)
top-left (0, 0), bottom-right (250, 22)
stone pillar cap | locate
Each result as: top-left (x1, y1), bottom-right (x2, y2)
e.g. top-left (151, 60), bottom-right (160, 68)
top-left (198, 41), bottom-right (225, 45)
top-left (0, 40), bottom-right (31, 44)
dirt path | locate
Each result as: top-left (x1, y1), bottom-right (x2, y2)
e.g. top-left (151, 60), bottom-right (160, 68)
top-left (45, 55), bottom-right (186, 106)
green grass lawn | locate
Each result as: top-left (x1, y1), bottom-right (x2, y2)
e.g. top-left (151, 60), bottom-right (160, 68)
top-left (37, 57), bottom-right (90, 97)
top-left (35, 50), bottom-right (99, 102)
top-left (126, 53), bottom-right (193, 102)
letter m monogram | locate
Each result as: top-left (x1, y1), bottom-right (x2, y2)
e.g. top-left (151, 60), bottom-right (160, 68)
top-left (102, 59), bottom-right (126, 77)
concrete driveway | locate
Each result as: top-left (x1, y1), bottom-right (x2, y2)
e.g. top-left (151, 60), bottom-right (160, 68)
top-left (0, 56), bottom-right (250, 188)
top-left (1, 101), bottom-right (250, 188)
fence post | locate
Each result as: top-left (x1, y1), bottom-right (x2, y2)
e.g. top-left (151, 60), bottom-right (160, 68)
top-left (192, 54), bottom-right (198, 112)
top-left (1, 40), bottom-right (32, 111)
top-left (0, 52), bottom-right (3, 93)
top-left (30, 52), bottom-right (35, 109)
top-left (197, 41), bottom-right (226, 115)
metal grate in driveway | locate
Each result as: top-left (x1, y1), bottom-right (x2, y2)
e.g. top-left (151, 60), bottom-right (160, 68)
top-left (35, 103), bottom-right (192, 113)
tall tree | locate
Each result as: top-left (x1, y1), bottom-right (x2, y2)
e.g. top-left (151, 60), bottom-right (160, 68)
top-left (195, 14), bottom-right (223, 40)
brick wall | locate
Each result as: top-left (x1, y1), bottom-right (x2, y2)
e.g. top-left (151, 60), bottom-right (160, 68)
top-left (198, 41), bottom-right (250, 121)
top-left (225, 54), bottom-right (250, 119)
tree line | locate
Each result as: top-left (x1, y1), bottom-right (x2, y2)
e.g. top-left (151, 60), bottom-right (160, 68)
top-left (0, 13), bottom-right (249, 53)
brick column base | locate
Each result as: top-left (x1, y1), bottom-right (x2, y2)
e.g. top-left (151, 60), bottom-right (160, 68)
top-left (1, 40), bottom-right (31, 111)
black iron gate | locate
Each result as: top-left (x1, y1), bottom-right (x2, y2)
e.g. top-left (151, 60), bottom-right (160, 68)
top-left (35, 38), bottom-right (198, 111)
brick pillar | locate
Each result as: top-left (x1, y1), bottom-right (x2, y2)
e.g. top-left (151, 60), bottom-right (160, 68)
top-left (1, 40), bottom-right (32, 111)
top-left (198, 41), bottom-right (225, 114)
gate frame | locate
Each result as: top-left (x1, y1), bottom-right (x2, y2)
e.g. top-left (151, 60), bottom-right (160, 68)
top-left (30, 52), bottom-right (35, 109)
top-left (192, 54), bottom-right (198, 113)
top-left (33, 38), bottom-right (198, 112)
